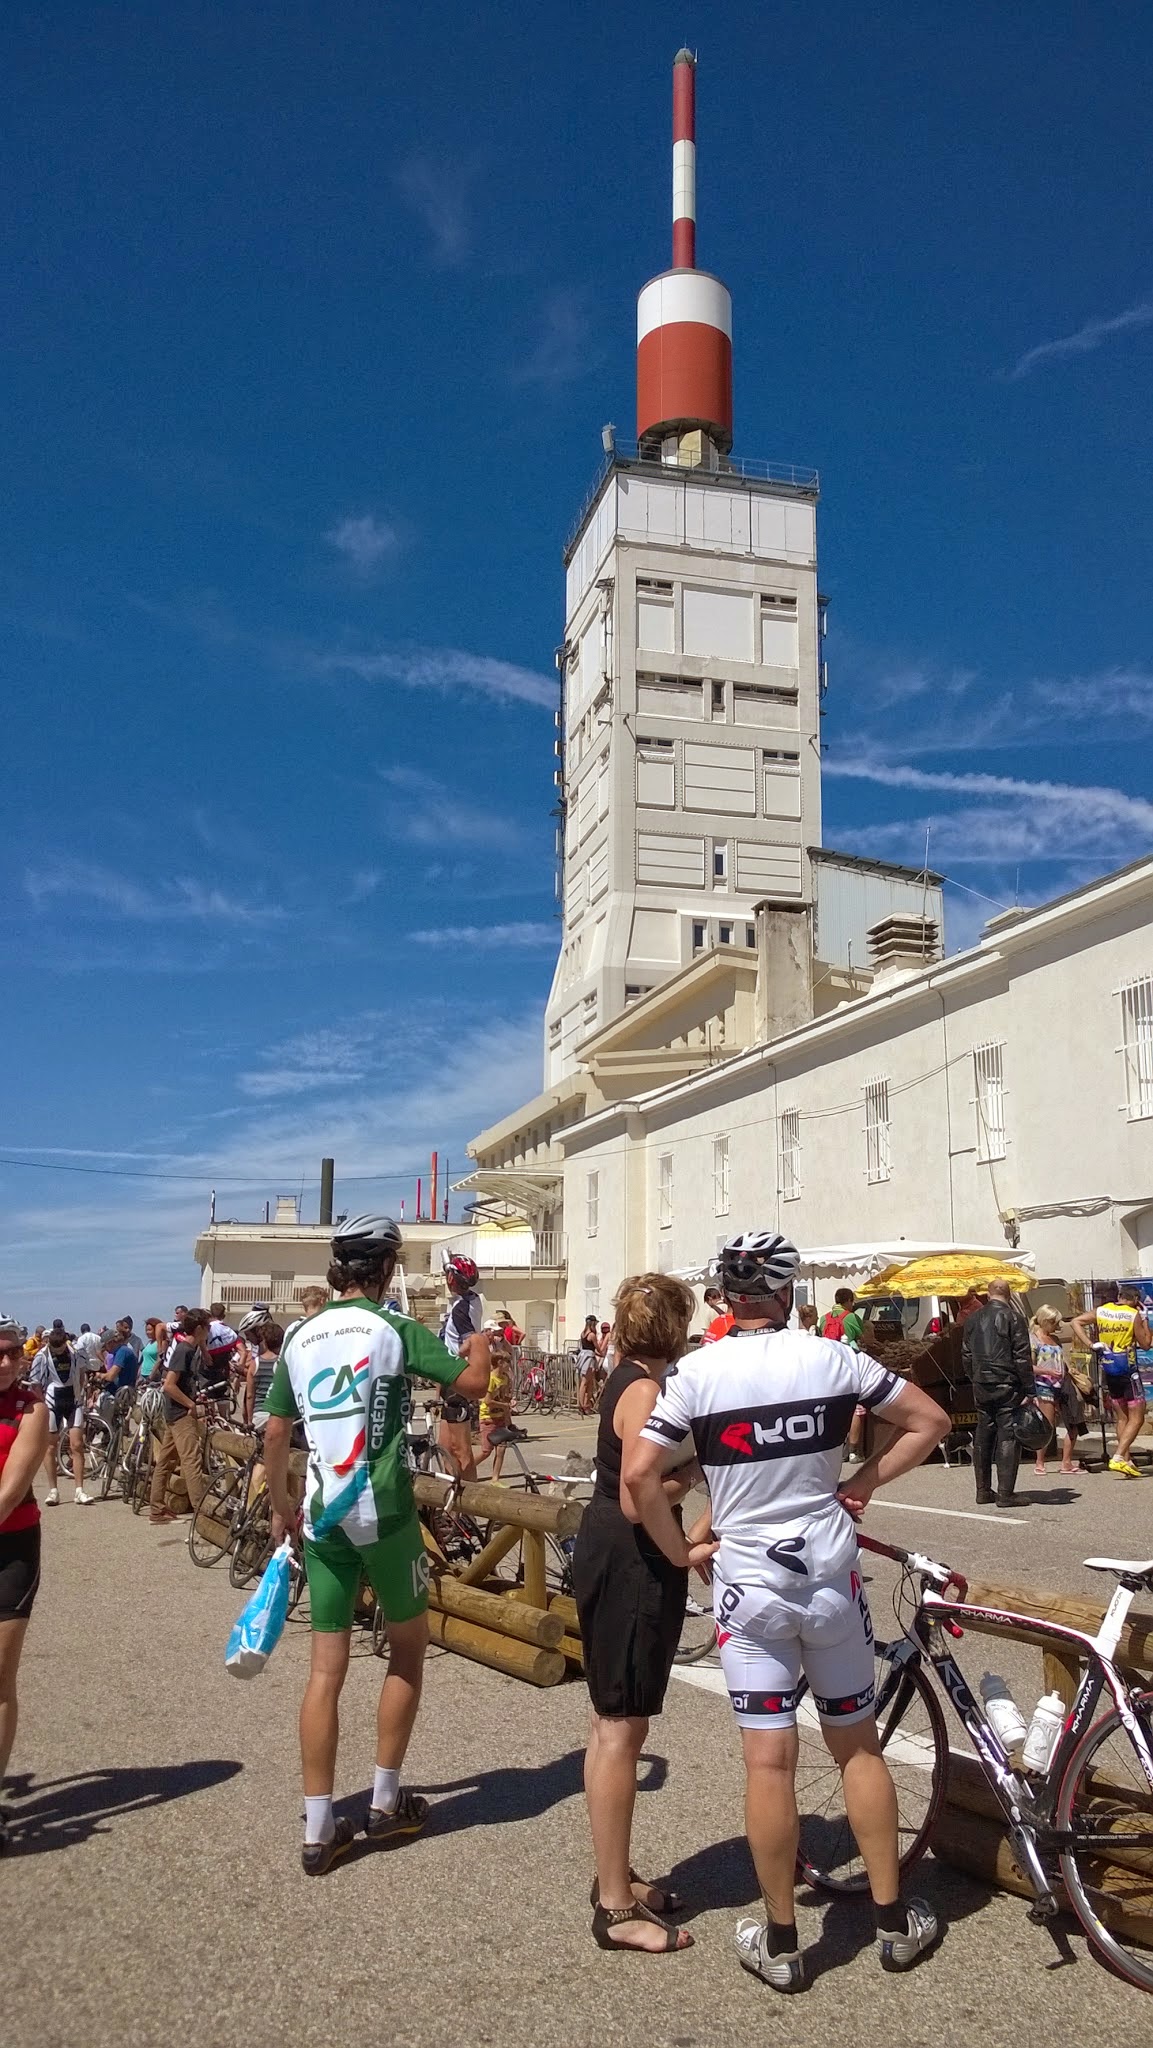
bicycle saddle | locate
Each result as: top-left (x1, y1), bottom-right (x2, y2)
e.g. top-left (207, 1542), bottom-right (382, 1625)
top-left (1083, 1555), bottom-right (1153, 1579)
top-left (487, 1427), bottom-right (518, 1446)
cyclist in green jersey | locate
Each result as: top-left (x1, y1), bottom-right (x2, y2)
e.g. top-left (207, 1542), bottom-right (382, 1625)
top-left (264, 1212), bottom-right (489, 1875)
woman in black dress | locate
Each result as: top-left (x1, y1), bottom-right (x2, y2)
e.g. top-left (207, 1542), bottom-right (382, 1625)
top-left (573, 1274), bottom-right (715, 1954)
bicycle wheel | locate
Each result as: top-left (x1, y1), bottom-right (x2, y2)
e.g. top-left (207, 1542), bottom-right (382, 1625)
top-left (188, 1471), bottom-right (242, 1566)
top-left (80, 1419), bottom-right (111, 1484)
top-left (98, 1425), bottom-right (123, 1500)
top-left (424, 1507), bottom-right (484, 1570)
top-left (1057, 1688), bottom-right (1153, 1991)
top-left (674, 1592), bottom-right (718, 1664)
top-left (796, 1647), bottom-right (948, 1894)
top-left (286, 1547), bottom-right (307, 1616)
top-left (372, 1602), bottom-right (389, 1657)
top-left (129, 1437), bottom-right (154, 1514)
top-left (229, 1495), bottom-right (273, 1589)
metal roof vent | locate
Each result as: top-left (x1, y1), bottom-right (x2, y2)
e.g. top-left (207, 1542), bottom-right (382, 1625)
top-left (866, 912), bottom-right (942, 989)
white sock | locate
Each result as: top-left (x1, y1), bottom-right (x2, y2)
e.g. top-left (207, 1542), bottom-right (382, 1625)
top-left (303, 1795), bottom-right (335, 1845)
top-left (373, 1766), bottom-right (400, 1814)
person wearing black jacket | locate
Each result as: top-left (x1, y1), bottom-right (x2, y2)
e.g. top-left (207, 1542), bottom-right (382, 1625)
top-left (962, 1281), bottom-right (1036, 1506)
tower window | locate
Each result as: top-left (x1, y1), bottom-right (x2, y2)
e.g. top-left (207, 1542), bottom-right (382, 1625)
top-left (711, 680), bottom-right (726, 714)
top-left (745, 923), bottom-right (756, 947)
top-left (691, 922), bottom-right (706, 954)
top-left (718, 923), bottom-right (732, 945)
top-left (712, 840), bottom-right (728, 881)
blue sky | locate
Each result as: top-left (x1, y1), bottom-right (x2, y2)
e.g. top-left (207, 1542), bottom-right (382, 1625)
top-left (4, 1), bottom-right (1152, 1323)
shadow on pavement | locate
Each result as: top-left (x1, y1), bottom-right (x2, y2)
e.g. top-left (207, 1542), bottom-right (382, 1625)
top-left (5, 1760), bottom-right (243, 1855)
top-left (410, 1746), bottom-right (597, 1834)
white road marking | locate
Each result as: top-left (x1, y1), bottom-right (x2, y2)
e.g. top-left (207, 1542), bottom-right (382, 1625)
top-left (868, 1498), bottom-right (1025, 1526)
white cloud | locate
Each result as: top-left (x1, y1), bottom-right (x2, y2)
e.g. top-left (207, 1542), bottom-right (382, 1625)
top-left (823, 758), bottom-right (1153, 843)
top-left (24, 861), bottom-right (287, 926)
top-left (326, 513), bottom-right (400, 576)
top-left (395, 154), bottom-right (475, 265)
top-left (315, 643), bottom-right (555, 710)
top-left (1, 1005), bottom-right (546, 1328)
top-left (378, 765), bottom-right (525, 848)
top-left (409, 921), bottom-right (557, 948)
top-left (512, 288), bottom-right (598, 387)
top-left (1008, 295), bottom-right (1153, 378)
top-left (1034, 668), bottom-right (1153, 720)
top-left (237, 1026), bottom-right (377, 1100)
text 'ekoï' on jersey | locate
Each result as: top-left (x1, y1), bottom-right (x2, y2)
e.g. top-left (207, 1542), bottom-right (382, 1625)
top-left (647, 1395), bottom-right (862, 1464)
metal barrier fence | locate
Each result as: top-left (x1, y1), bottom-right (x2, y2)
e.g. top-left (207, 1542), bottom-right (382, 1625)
top-left (510, 1349), bottom-right (584, 1414)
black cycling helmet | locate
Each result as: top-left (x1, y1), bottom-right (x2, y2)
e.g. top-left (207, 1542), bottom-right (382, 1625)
top-left (331, 1212), bottom-right (403, 1262)
top-left (719, 1230), bottom-right (800, 1299)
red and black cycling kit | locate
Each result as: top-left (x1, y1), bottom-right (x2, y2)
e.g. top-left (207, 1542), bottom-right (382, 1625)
top-left (0, 1379), bottom-right (44, 1622)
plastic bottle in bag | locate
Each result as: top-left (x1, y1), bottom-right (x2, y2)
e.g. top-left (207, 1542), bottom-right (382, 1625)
top-left (980, 1671), bottom-right (1027, 1750)
top-left (1021, 1691), bottom-right (1066, 1772)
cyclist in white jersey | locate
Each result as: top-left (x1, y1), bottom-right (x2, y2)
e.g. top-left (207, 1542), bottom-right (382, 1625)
top-left (624, 1230), bottom-right (950, 1993)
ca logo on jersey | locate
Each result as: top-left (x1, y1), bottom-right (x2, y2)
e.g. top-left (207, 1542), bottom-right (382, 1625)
top-left (307, 1357), bottom-right (370, 1418)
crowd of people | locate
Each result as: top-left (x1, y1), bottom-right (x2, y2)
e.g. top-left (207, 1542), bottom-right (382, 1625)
top-left (1, 1229), bottom-right (1147, 1994)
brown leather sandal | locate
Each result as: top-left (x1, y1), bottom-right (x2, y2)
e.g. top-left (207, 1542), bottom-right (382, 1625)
top-left (590, 1868), bottom-right (683, 1915)
top-left (591, 1900), bottom-right (693, 1952)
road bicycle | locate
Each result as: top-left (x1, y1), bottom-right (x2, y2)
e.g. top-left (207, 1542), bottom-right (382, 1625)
top-left (795, 1530), bottom-right (1153, 1993)
top-left (120, 1387), bottom-right (166, 1513)
top-left (188, 1428), bottom-right (262, 1568)
top-left (97, 1387), bottom-right (136, 1500)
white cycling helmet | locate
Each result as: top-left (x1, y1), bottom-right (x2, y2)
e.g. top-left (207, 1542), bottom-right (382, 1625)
top-left (718, 1230), bottom-right (800, 1298)
top-left (237, 1307), bottom-right (270, 1337)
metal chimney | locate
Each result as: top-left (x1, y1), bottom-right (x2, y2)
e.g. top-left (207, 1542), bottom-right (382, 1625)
top-left (319, 1157), bottom-right (335, 1227)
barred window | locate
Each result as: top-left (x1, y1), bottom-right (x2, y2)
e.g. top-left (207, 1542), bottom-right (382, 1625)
top-left (780, 1108), bottom-right (801, 1201)
top-left (658, 1152), bottom-right (674, 1230)
top-left (1120, 978), bottom-right (1153, 1120)
top-left (713, 1136), bottom-right (730, 1217)
top-left (974, 1042), bottom-right (1006, 1160)
top-left (864, 1077), bottom-right (892, 1184)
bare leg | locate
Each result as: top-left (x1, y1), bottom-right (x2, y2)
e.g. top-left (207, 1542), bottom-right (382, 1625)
top-left (491, 1442), bottom-right (506, 1481)
top-left (300, 1630), bottom-right (351, 1796)
top-left (821, 1717), bottom-right (900, 1905)
top-left (741, 1725), bottom-right (801, 1923)
top-left (1035, 1398), bottom-right (1056, 1473)
top-left (42, 1437), bottom-right (58, 1488)
top-left (374, 1612), bottom-right (428, 1770)
top-left (1116, 1399), bottom-right (1147, 1462)
top-left (69, 1425), bottom-right (85, 1490)
top-left (585, 1711), bottom-right (691, 1949)
top-left (0, 1618), bottom-right (31, 1780)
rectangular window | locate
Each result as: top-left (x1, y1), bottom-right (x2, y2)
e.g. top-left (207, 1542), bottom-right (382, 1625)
top-left (864, 1077), bottom-right (892, 1184)
top-left (1121, 978), bottom-right (1153, 1120)
top-left (636, 594), bottom-right (675, 654)
top-left (711, 680), bottom-right (726, 715)
top-left (691, 921), bottom-right (707, 953)
top-left (585, 1273), bottom-right (600, 1319)
top-left (780, 1108), bottom-right (801, 1201)
top-left (745, 923), bottom-right (756, 947)
top-left (763, 749), bottom-right (802, 819)
top-left (636, 746), bottom-right (675, 808)
top-left (586, 1170), bottom-right (599, 1237)
top-left (974, 1042), bottom-right (1007, 1160)
top-left (712, 839), bottom-right (728, 881)
top-left (658, 1152), bottom-right (674, 1230)
top-left (718, 922), bottom-right (732, 945)
top-left (683, 741), bottom-right (757, 815)
top-left (548, 1019), bottom-right (561, 1048)
top-left (624, 983), bottom-right (649, 1004)
top-left (760, 594), bottom-right (799, 670)
top-left (713, 1135), bottom-right (730, 1217)
top-left (636, 673), bottom-right (702, 719)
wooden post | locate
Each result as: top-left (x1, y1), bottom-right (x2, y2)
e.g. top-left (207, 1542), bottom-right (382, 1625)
top-left (521, 1528), bottom-right (548, 1612)
top-left (558, 1633), bottom-right (584, 1667)
top-left (1042, 1646), bottom-right (1081, 1708)
top-left (458, 1523), bottom-right (522, 1586)
top-left (428, 1574), bottom-right (564, 1648)
top-left (549, 1593), bottom-right (580, 1634)
top-left (413, 1473), bottom-right (583, 1537)
top-left (425, 1609), bottom-right (566, 1686)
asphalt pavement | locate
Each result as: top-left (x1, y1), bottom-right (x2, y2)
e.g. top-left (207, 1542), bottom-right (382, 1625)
top-left (6, 1422), bottom-right (1153, 2048)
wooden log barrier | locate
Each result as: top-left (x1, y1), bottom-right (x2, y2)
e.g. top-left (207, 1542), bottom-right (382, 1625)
top-left (425, 1608), bottom-right (566, 1687)
top-left (457, 1523), bottom-right (521, 1586)
top-left (955, 1576), bottom-right (1153, 1676)
top-left (428, 1573), bottom-right (564, 1649)
top-left (934, 1794), bottom-right (1153, 1945)
top-left (412, 1473), bottom-right (584, 1538)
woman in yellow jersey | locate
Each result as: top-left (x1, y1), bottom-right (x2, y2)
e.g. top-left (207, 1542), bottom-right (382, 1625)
top-left (1072, 1284), bottom-right (1151, 1478)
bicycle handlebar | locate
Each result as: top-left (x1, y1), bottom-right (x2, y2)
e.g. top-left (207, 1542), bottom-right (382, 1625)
top-left (856, 1529), bottom-right (968, 1601)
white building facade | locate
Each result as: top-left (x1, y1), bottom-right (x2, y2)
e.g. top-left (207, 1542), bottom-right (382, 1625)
top-left (545, 452), bottom-right (825, 1084)
top-left (560, 860), bottom-right (1153, 1320)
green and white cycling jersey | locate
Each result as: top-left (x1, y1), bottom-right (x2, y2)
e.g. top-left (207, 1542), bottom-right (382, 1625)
top-left (264, 1297), bottom-right (467, 1545)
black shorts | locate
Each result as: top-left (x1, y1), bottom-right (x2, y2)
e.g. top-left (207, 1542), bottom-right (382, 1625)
top-left (0, 1524), bottom-right (41, 1622)
top-left (571, 1494), bottom-right (687, 1719)
top-left (1104, 1369), bottom-right (1142, 1403)
top-left (48, 1388), bottom-right (78, 1432)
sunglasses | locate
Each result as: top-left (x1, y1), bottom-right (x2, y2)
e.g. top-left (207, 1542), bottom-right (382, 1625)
top-left (0, 1343), bottom-right (24, 1361)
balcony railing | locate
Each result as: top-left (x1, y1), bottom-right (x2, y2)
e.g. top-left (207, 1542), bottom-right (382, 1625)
top-left (565, 443), bottom-right (821, 557)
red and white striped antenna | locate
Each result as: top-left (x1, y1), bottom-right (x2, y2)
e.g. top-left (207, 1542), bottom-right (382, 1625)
top-left (672, 47), bottom-right (697, 270)
top-left (636, 50), bottom-right (733, 459)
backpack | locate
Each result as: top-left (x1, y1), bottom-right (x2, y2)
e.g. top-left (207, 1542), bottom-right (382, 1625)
top-left (821, 1311), bottom-right (847, 1343)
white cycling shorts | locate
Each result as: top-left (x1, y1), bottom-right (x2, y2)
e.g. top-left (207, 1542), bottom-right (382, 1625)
top-left (714, 1565), bottom-right (876, 1729)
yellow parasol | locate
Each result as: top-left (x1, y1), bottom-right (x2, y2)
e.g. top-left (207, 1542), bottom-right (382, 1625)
top-left (856, 1252), bottom-right (1033, 1299)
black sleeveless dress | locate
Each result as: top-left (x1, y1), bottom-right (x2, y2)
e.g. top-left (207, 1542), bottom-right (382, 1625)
top-left (570, 1361), bottom-right (689, 1717)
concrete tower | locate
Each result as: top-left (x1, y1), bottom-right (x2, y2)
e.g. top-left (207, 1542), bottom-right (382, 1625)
top-left (543, 52), bottom-right (823, 1085)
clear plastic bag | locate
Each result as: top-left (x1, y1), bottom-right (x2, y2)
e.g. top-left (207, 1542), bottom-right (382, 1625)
top-left (225, 1537), bottom-right (293, 1678)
